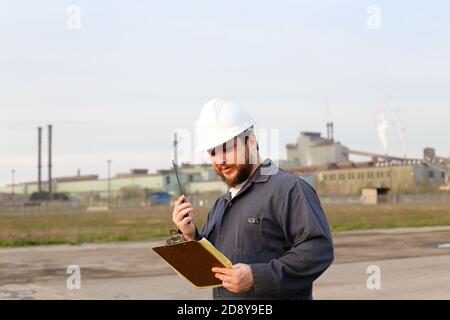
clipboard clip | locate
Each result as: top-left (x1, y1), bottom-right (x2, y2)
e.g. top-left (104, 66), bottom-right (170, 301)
top-left (166, 229), bottom-right (185, 245)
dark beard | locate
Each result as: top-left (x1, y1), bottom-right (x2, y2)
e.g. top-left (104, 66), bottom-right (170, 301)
top-left (217, 163), bottom-right (254, 188)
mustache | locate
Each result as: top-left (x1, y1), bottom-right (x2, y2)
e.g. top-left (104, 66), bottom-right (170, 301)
top-left (214, 163), bottom-right (254, 188)
top-left (217, 164), bottom-right (234, 170)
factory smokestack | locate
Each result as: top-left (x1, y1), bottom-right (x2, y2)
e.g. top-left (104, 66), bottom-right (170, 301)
top-left (326, 122), bottom-right (334, 141)
top-left (330, 122), bottom-right (334, 141)
top-left (48, 124), bottom-right (53, 198)
top-left (38, 127), bottom-right (42, 193)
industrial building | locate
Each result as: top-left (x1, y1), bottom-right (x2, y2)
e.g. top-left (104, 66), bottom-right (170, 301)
top-left (0, 164), bottom-right (227, 201)
top-left (283, 127), bottom-right (449, 198)
top-left (285, 123), bottom-right (349, 167)
top-left (1, 123), bottom-right (449, 202)
top-left (291, 160), bottom-right (447, 197)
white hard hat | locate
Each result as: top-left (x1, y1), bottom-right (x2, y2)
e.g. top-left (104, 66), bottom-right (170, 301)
top-left (195, 98), bottom-right (255, 152)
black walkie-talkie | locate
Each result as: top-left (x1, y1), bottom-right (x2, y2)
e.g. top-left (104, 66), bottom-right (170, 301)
top-left (172, 160), bottom-right (185, 197)
top-left (172, 160), bottom-right (190, 223)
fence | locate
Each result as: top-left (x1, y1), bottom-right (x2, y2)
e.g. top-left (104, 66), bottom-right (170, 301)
top-left (320, 192), bottom-right (450, 205)
top-left (0, 192), bottom-right (224, 215)
top-left (1, 191), bottom-right (450, 214)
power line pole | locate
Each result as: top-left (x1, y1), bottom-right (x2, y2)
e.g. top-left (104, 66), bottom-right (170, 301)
top-left (48, 124), bottom-right (53, 200)
top-left (107, 159), bottom-right (112, 206)
top-left (38, 126), bottom-right (42, 193)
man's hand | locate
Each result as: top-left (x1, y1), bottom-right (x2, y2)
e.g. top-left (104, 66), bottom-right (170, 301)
top-left (172, 195), bottom-right (195, 240)
top-left (212, 263), bottom-right (254, 293)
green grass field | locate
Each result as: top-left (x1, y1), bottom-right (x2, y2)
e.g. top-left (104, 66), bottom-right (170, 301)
top-left (325, 203), bottom-right (450, 230)
top-left (0, 203), bottom-right (449, 247)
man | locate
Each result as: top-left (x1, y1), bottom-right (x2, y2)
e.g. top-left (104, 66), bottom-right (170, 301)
top-left (172, 98), bottom-right (334, 299)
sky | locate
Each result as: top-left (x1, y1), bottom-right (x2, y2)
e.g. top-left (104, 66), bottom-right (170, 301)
top-left (1, 0), bottom-right (449, 186)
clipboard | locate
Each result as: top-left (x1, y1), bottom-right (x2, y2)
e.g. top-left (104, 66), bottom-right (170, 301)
top-left (152, 232), bottom-right (232, 288)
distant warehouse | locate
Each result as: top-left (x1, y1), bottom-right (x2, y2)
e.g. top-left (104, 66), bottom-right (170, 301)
top-left (291, 160), bottom-right (447, 196)
top-left (0, 164), bottom-right (227, 200)
top-left (282, 128), bottom-right (449, 196)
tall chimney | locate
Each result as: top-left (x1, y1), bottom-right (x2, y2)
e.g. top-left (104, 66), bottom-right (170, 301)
top-left (48, 124), bottom-right (53, 198)
top-left (330, 122), bottom-right (334, 141)
top-left (38, 127), bottom-right (42, 192)
top-left (326, 123), bottom-right (330, 140)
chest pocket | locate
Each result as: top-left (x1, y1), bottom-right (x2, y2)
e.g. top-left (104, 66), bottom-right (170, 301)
top-left (236, 214), bottom-right (263, 255)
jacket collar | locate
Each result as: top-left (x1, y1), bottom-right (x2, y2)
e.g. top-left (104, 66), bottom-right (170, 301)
top-left (250, 158), bottom-right (276, 183)
top-left (223, 158), bottom-right (276, 201)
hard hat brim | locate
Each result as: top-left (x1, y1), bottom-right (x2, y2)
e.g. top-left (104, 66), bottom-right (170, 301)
top-left (196, 120), bottom-right (255, 152)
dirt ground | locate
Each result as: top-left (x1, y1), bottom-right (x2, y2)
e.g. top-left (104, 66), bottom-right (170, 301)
top-left (0, 226), bottom-right (449, 299)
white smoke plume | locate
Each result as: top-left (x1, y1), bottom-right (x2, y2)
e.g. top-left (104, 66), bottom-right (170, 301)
top-left (377, 110), bottom-right (389, 155)
top-left (376, 94), bottom-right (407, 158)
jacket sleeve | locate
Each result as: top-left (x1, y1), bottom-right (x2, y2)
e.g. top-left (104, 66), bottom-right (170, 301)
top-left (250, 178), bottom-right (334, 299)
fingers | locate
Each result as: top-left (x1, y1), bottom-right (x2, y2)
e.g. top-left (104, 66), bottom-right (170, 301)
top-left (213, 264), bottom-right (253, 293)
top-left (212, 268), bottom-right (232, 283)
top-left (213, 267), bottom-right (234, 282)
top-left (176, 195), bottom-right (186, 205)
top-left (172, 195), bottom-right (195, 230)
top-left (179, 216), bottom-right (194, 227)
top-left (176, 202), bottom-right (192, 212)
top-left (214, 272), bottom-right (232, 282)
top-left (212, 267), bottom-right (232, 275)
top-left (214, 273), bottom-right (240, 293)
top-left (176, 207), bottom-right (193, 221)
top-left (172, 202), bottom-right (192, 221)
top-left (212, 267), bottom-right (235, 291)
